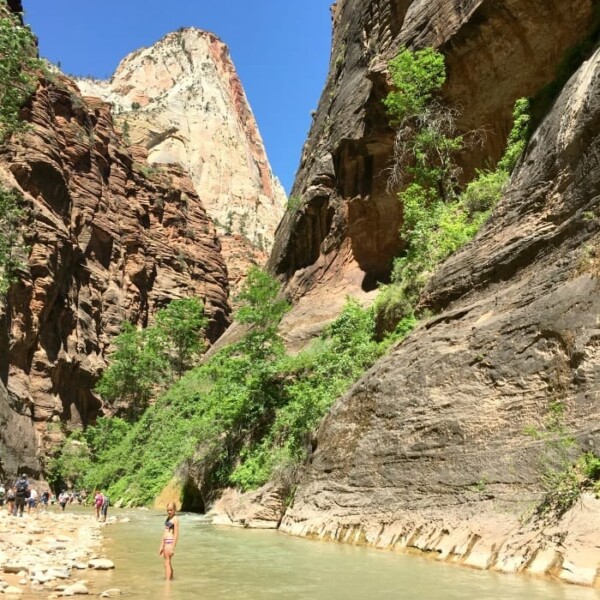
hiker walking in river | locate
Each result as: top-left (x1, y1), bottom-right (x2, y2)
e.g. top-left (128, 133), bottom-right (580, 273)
top-left (159, 502), bottom-right (179, 580)
top-left (13, 474), bottom-right (29, 517)
top-left (93, 489), bottom-right (103, 520)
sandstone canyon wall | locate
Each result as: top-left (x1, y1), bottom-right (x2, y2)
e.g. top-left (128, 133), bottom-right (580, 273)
top-left (272, 0), bottom-right (600, 587)
top-left (0, 67), bottom-right (230, 479)
top-left (268, 0), bottom-right (598, 350)
top-left (76, 29), bottom-right (287, 295)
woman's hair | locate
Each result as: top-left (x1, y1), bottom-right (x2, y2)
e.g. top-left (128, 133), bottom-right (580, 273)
top-left (166, 502), bottom-right (177, 511)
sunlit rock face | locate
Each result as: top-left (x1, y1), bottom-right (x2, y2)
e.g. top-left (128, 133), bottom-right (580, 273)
top-left (0, 73), bottom-right (230, 475)
top-left (268, 0), bottom-right (597, 350)
top-left (276, 0), bottom-right (600, 586)
top-left (76, 28), bottom-right (287, 294)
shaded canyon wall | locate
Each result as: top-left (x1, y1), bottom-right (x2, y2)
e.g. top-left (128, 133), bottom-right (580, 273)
top-left (270, 0), bottom-right (600, 587)
top-left (268, 0), bottom-right (598, 350)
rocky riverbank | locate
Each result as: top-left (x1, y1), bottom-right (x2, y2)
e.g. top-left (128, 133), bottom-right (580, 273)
top-left (0, 506), bottom-right (120, 598)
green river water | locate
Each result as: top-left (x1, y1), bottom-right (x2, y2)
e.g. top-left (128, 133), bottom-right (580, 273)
top-left (78, 509), bottom-right (600, 600)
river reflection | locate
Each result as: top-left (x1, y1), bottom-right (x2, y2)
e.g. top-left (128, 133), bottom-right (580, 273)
top-left (85, 510), bottom-right (600, 600)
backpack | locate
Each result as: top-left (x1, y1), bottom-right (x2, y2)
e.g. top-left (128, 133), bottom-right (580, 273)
top-left (0, 485), bottom-right (5, 498)
top-left (102, 495), bottom-right (110, 508)
top-left (15, 479), bottom-right (28, 496)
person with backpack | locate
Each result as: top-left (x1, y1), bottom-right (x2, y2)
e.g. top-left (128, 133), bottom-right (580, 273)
top-left (13, 474), bottom-right (29, 517)
top-left (100, 493), bottom-right (110, 522)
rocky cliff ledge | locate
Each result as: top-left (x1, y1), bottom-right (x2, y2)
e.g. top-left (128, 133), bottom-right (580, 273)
top-left (268, 0), bottom-right (597, 351)
top-left (0, 71), bottom-right (230, 478)
top-left (76, 28), bottom-right (287, 295)
top-left (279, 1), bottom-right (600, 586)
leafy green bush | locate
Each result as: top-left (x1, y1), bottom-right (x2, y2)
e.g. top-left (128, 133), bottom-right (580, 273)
top-left (0, 185), bottom-right (27, 295)
top-left (95, 297), bottom-right (208, 420)
top-left (47, 431), bottom-right (91, 491)
top-left (497, 98), bottom-right (531, 173)
top-left (536, 452), bottom-right (600, 518)
top-left (287, 195), bottom-right (302, 213)
top-left (0, 2), bottom-right (40, 140)
top-left (461, 170), bottom-right (508, 215)
top-left (375, 46), bottom-right (531, 334)
top-left (66, 272), bottom-right (394, 505)
top-left (383, 48), bottom-right (446, 125)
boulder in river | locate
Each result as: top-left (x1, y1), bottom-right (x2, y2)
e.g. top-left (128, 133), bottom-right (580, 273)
top-left (87, 559), bottom-right (114, 570)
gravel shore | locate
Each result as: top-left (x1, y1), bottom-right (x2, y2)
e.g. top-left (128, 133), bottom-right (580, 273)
top-left (0, 506), bottom-right (120, 598)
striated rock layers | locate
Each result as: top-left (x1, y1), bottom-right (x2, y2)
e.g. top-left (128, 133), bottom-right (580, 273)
top-left (280, 2), bottom-right (600, 587)
top-left (268, 0), bottom-right (598, 351)
top-left (0, 72), bottom-right (230, 478)
top-left (76, 28), bottom-right (287, 295)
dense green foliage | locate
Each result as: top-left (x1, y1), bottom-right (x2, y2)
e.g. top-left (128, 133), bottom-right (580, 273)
top-left (55, 268), bottom-right (400, 505)
top-left (0, 2), bottom-right (39, 140)
top-left (522, 398), bottom-right (599, 518)
top-left (497, 98), bottom-right (531, 173)
top-left (375, 47), bottom-right (530, 334)
top-left (0, 4), bottom-right (38, 294)
top-left (383, 48), bottom-right (446, 126)
top-left (0, 185), bottom-right (27, 295)
top-left (95, 297), bottom-right (207, 420)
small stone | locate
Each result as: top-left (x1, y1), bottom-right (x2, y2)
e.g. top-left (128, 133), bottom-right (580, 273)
top-left (55, 536), bottom-right (72, 543)
top-left (3, 565), bottom-right (28, 574)
top-left (62, 582), bottom-right (89, 595)
top-left (100, 589), bottom-right (121, 598)
top-left (28, 527), bottom-right (45, 535)
top-left (87, 559), bottom-right (114, 570)
top-left (3, 586), bottom-right (24, 595)
top-left (47, 569), bottom-right (70, 580)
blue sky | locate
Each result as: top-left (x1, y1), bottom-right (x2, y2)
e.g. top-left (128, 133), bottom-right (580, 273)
top-left (23, 1), bottom-right (333, 194)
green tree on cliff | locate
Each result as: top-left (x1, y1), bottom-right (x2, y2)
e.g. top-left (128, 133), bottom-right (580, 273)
top-left (95, 298), bottom-right (208, 420)
top-left (375, 47), bottom-right (531, 335)
top-left (0, 185), bottom-right (27, 295)
top-left (153, 297), bottom-right (208, 377)
top-left (0, 1), bottom-right (40, 140)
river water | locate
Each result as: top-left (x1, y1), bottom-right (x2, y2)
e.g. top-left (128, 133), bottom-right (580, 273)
top-left (81, 509), bottom-right (600, 600)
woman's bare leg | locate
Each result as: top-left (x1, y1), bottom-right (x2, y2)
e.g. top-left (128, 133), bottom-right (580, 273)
top-left (164, 553), bottom-right (174, 580)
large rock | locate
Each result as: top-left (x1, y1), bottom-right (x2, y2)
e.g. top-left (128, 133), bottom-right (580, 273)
top-left (267, 0), bottom-right (598, 350)
top-left (76, 28), bottom-right (287, 296)
top-left (281, 41), bottom-right (600, 585)
top-left (0, 379), bottom-right (39, 478)
top-left (208, 483), bottom-right (285, 529)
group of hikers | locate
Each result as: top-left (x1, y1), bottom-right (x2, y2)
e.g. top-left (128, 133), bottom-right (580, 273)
top-left (1, 474), bottom-right (178, 580)
top-left (0, 474), bottom-right (48, 516)
top-left (0, 474), bottom-right (106, 518)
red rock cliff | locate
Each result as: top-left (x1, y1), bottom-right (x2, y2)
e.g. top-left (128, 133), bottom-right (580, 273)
top-left (0, 72), bottom-right (230, 478)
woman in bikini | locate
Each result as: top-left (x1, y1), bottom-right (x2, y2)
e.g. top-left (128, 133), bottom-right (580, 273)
top-left (158, 502), bottom-right (179, 580)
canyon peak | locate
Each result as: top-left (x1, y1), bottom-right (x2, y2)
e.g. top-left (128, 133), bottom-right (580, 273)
top-left (76, 27), bottom-right (287, 293)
